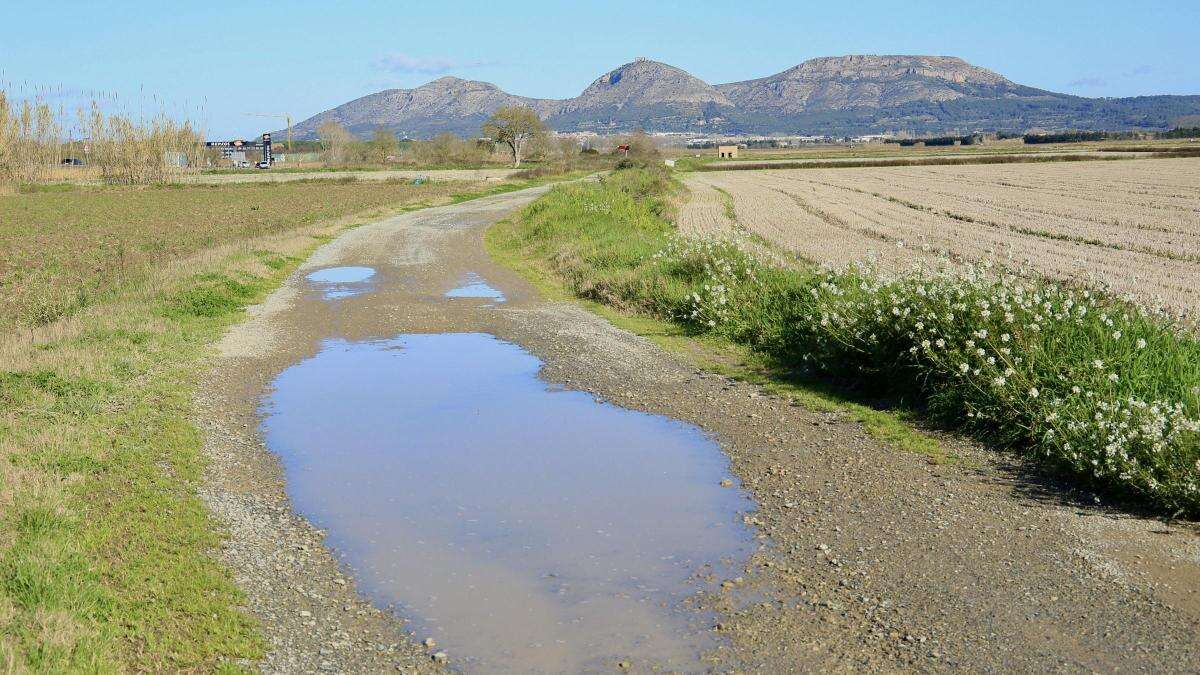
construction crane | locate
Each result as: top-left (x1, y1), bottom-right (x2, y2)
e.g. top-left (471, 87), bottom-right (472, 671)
top-left (243, 113), bottom-right (293, 153)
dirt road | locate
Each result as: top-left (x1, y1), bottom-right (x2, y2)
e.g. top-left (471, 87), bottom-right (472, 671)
top-left (202, 185), bottom-right (1200, 672)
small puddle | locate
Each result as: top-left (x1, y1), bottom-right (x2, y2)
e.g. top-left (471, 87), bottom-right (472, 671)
top-left (260, 333), bottom-right (754, 672)
top-left (305, 266), bottom-right (376, 299)
top-left (445, 271), bottom-right (505, 303)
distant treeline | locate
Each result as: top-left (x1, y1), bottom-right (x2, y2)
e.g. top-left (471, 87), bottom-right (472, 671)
top-left (1024, 127), bottom-right (1200, 144)
top-left (1024, 131), bottom-right (1116, 144)
top-left (1159, 126), bottom-right (1200, 139)
top-left (886, 127), bottom-right (1200, 147)
top-left (893, 134), bottom-right (982, 147)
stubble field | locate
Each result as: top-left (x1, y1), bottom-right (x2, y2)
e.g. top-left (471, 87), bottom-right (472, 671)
top-left (681, 158), bottom-right (1200, 314)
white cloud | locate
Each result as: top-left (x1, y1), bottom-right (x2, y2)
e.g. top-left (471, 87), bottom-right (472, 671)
top-left (371, 53), bottom-right (492, 75)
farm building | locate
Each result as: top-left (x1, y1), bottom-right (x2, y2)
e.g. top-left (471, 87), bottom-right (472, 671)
top-left (717, 145), bottom-right (738, 159)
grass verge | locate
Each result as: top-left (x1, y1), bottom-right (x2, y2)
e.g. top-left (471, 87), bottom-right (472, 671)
top-left (486, 171), bottom-right (958, 466)
top-left (0, 176), bottom-right (549, 670)
top-left (486, 166), bottom-right (1200, 515)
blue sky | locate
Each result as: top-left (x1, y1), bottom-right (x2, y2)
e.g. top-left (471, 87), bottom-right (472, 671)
top-left (2, 1), bottom-right (1197, 138)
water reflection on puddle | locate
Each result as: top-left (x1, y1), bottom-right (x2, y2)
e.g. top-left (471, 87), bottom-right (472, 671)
top-left (260, 333), bottom-right (754, 672)
top-left (305, 266), bottom-right (376, 299)
top-left (445, 271), bottom-right (505, 303)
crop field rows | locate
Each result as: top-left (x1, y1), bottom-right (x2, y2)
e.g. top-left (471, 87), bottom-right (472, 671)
top-left (682, 158), bottom-right (1200, 314)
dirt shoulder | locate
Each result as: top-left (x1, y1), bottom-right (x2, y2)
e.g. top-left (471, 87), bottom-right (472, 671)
top-left (202, 184), bottom-right (1200, 672)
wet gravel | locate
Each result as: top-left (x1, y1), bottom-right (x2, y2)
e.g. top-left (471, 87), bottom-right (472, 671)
top-left (198, 185), bottom-right (1200, 672)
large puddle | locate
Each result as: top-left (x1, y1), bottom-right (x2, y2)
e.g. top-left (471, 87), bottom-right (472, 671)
top-left (445, 271), bottom-right (506, 303)
top-left (305, 266), bottom-right (376, 299)
top-left (260, 332), bottom-right (754, 672)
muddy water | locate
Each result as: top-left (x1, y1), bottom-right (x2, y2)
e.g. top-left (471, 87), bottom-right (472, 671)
top-left (260, 332), bottom-right (754, 673)
top-left (305, 266), bottom-right (376, 299)
top-left (445, 271), bottom-right (506, 303)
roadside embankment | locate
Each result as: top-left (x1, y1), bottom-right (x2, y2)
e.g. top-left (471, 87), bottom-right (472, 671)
top-left (487, 166), bottom-right (1200, 517)
top-left (0, 176), bottom-right (527, 670)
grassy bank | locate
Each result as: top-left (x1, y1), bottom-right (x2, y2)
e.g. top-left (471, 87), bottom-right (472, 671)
top-left (487, 167), bottom-right (1200, 516)
top-left (0, 177), bottom-right (555, 331)
top-left (0, 177), bottom-right (531, 670)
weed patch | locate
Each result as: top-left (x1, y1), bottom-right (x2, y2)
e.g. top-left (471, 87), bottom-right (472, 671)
top-left (1, 176), bottom-right (539, 669)
top-left (490, 167), bottom-right (1200, 515)
top-left (165, 275), bottom-right (259, 318)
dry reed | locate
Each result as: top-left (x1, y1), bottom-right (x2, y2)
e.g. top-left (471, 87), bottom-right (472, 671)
top-left (0, 89), bottom-right (203, 188)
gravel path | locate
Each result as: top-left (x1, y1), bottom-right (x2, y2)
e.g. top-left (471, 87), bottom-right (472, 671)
top-left (199, 185), bottom-right (1200, 672)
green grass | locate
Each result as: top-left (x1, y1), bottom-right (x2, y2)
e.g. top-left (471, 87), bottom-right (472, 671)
top-left (0, 178), bottom-right (493, 331)
top-left (1, 264), bottom-right (281, 671)
top-left (485, 168), bottom-right (958, 466)
top-left (487, 166), bottom-right (1200, 515)
top-left (1, 176), bottom-right (560, 670)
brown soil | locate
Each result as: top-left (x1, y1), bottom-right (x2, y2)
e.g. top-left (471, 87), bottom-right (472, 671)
top-left (200, 185), bottom-right (1200, 672)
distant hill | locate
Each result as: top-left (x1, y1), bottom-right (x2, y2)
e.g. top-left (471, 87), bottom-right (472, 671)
top-left (286, 56), bottom-right (1200, 139)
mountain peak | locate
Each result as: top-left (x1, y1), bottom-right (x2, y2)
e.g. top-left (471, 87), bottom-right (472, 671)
top-left (716, 54), bottom-right (1023, 113)
top-left (570, 57), bottom-right (732, 111)
top-left (286, 54), bottom-right (1200, 139)
top-left (416, 76), bottom-right (501, 92)
top-left (782, 55), bottom-right (1013, 87)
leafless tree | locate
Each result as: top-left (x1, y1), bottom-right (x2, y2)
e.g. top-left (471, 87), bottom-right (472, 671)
top-left (317, 120), bottom-right (354, 165)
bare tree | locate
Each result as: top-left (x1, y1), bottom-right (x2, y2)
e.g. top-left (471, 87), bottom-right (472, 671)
top-left (317, 120), bottom-right (354, 165)
top-left (482, 106), bottom-right (547, 168)
top-left (368, 128), bottom-right (399, 163)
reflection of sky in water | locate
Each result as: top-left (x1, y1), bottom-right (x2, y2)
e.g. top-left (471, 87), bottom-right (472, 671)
top-left (260, 333), bottom-right (755, 673)
top-left (305, 266), bottom-right (376, 300)
top-left (445, 272), bottom-right (505, 302)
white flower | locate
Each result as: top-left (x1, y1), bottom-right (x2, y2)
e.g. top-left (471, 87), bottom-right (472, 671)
top-left (959, 363), bottom-right (969, 373)
top-left (1136, 338), bottom-right (1147, 349)
top-left (1029, 388), bottom-right (1040, 398)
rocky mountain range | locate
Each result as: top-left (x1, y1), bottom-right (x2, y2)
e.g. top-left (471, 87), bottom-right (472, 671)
top-left (287, 55), bottom-right (1200, 139)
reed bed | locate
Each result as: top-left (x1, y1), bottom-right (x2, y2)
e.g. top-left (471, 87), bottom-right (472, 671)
top-left (0, 89), bottom-right (203, 188)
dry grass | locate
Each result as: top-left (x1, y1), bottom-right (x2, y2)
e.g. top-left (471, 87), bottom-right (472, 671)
top-left (0, 177), bottom-right (516, 670)
top-left (682, 158), bottom-right (1200, 314)
top-left (1, 88), bottom-right (203, 189)
top-left (0, 179), bottom-right (487, 331)
top-left (0, 93), bottom-right (61, 184)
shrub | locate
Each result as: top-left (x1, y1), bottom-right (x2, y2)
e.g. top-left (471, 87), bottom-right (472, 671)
top-left (503, 168), bottom-right (1200, 515)
top-left (784, 263), bottom-right (1200, 512)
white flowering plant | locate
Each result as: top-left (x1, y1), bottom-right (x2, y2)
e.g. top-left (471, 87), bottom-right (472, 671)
top-left (652, 234), bottom-right (767, 330)
top-left (789, 262), bottom-right (1200, 513)
top-left (502, 167), bottom-right (1200, 515)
